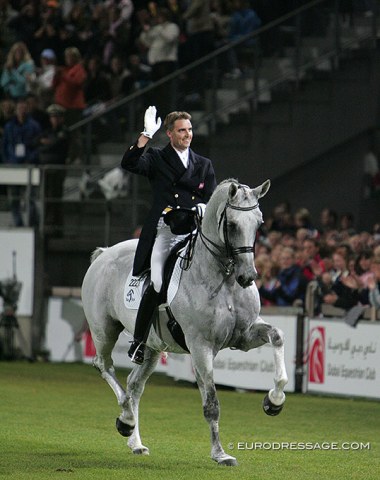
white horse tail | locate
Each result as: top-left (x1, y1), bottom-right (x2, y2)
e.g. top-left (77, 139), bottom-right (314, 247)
top-left (91, 247), bottom-right (108, 263)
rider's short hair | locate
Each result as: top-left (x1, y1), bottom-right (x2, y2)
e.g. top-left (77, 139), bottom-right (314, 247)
top-left (164, 111), bottom-right (191, 131)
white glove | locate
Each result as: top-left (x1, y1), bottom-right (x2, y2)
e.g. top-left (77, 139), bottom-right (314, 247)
top-left (195, 203), bottom-right (206, 219)
top-left (141, 106), bottom-right (162, 139)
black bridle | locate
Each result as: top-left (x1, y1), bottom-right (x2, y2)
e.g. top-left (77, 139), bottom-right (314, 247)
top-left (197, 199), bottom-right (260, 276)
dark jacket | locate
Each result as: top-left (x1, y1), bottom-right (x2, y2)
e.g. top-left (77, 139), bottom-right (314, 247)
top-left (121, 141), bottom-right (217, 275)
top-left (260, 264), bottom-right (307, 307)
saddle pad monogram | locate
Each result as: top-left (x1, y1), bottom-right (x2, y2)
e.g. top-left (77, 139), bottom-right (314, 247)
top-left (123, 256), bottom-right (184, 310)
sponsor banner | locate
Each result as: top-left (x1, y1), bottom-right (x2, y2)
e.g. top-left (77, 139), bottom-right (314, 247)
top-left (0, 228), bottom-right (34, 316)
top-left (167, 315), bottom-right (297, 392)
top-left (45, 297), bottom-right (168, 373)
top-left (307, 319), bottom-right (379, 399)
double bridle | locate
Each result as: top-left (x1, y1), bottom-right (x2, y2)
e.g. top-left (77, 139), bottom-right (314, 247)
top-left (197, 198), bottom-right (259, 277)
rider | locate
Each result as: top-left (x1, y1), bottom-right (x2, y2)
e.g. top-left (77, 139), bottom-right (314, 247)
top-left (121, 106), bottom-right (217, 364)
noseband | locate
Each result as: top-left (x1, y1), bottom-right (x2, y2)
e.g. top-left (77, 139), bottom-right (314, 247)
top-left (198, 198), bottom-right (259, 276)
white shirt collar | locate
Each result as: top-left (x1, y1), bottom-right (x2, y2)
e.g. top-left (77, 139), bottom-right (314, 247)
top-left (174, 147), bottom-right (189, 168)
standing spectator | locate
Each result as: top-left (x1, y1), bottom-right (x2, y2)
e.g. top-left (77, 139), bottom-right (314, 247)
top-left (32, 1), bottom-right (62, 60)
top-left (139, 8), bottom-right (180, 82)
top-left (259, 247), bottom-right (308, 307)
top-left (7, 2), bottom-right (40, 52)
top-left (107, 55), bottom-right (134, 99)
top-left (181, 0), bottom-right (215, 100)
top-left (39, 103), bottom-right (69, 235)
top-left (53, 47), bottom-right (87, 162)
top-left (1, 41), bottom-right (35, 100)
top-left (138, 7), bottom-right (180, 113)
top-left (224, 0), bottom-right (262, 78)
top-left (2, 98), bottom-right (41, 226)
top-left (84, 55), bottom-right (112, 105)
top-left (30, 48), bottom-right (57, 109)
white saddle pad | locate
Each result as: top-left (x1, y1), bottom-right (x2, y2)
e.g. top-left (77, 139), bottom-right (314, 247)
top-left (123, 256), bottom-right (184, 310)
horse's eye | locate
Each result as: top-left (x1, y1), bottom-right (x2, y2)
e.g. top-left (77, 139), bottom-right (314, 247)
top-left (228, 222), bottom-right (237, 232)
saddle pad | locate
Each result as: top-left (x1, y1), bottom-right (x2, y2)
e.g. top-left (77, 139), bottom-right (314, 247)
top-left (123, 256), bottom-right (184, 310)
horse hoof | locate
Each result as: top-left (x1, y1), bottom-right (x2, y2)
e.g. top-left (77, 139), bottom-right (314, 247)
top-left (133, 447), bottom-right (150, 455)
top-left (262, 394), bottom-right (284, 416)
top-left (216, 455), bottom-right (237, 466)
top-left (115, 418), bottom-right (135, 437)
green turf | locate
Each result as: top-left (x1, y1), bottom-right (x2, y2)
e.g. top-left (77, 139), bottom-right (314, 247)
top-left (0, 361), bottom-right (379, 480)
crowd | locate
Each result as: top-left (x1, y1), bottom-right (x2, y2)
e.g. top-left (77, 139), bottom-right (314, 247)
top-left (254, 204), bottom-right (380, 317)
top-left (0, 0), bottom-right (379, 313)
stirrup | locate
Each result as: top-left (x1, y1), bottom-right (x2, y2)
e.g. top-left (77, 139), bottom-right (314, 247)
top-left (128, 341), bottom-right (145, 365)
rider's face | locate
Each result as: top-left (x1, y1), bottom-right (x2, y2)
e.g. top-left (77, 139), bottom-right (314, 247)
top-left (167, 119), bottom-right (193, 152)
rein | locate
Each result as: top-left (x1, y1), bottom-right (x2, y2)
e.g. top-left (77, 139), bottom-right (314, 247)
top-left (197, 199), bottom-right (259, 277)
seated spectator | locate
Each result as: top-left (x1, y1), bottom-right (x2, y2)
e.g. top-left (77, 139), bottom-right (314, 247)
top-left (255, 253), bottom-right (278, 307)
top-left (354, 250), bottom-right (374, 289)
top-left (319, 207), bottom-right (338, 233)
top-left (259, 247), bottom-right (308, 307)
top-left (299, 238), bottom-right (325, 281)
top-left (322, 250), bottom-right (361, 310)
top-left (339, 212), bottom-right (356, 236)
top-left (1, 41), bottom-right (35, 100)
top-left (26, 93), bottom-right (50, 130)
top-left (367, 258), bottom-right (380, 309)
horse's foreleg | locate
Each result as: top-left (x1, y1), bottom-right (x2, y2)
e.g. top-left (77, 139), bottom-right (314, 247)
top-left (191, 345), bottom-right (237, 466)
top-left (263, 325), bottom-right (288, 415)
top-left (125, 348), bottom-right (160, 455)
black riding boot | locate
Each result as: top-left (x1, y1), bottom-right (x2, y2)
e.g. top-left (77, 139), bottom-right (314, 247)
top-left (128, 283), bottom-right (160, 365)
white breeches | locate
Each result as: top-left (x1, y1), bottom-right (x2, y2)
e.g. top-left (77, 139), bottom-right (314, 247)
top-left (150, 218), bottom-right (187, 292)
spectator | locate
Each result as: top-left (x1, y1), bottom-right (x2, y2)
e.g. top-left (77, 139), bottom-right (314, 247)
top-left (29, 48), bottom-right (57, 109)
top-left (367, 258), bottom-right (380, 309)
top-left (224, 0), bottom-right (262, 78)
top-left (7, 2), bottom-right (40, 52)
top-left (26, 92), bottom-right (50, 130)
top-left (84, 54), bottom-right (112, 105)
top-left (107, 54), bottom-right (135, 99)
top-left (138, 7), bottom-right (180, 113)
top-left (319, 207), bottom-right (338, 233)
top-left (38, 103), bottom-right (69, 235)
top-left (259, 247), bottom-right (308, 307)
top-left (2, 98), bottom-right (41, 226)
top-left (255, 253), bottom-right (278, 306)
top-left (299, 237), bottom-right (325, 281)
top-left (32, 1), bottom-right (62, 60)
top-left (53, 46), bottom-right (86, 162)
top-left (339, 212), bottom-right (356, 235)
top-left (138, 8), bottom-right (180, 82)
top-left (322, 249), bottom-right (360, 310)
top-left (1, 41), bottom-right (35, 100)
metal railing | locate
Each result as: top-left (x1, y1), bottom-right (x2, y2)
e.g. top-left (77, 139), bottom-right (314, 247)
top-left (68, 0), bottom-right (378, 163)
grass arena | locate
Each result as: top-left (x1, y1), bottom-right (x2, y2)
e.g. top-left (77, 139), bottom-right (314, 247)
top-left (1, 361), bottom-right (379, 480)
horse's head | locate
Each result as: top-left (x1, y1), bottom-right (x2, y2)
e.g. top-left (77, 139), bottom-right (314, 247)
top-left (204, 179), bottom-right (270, 288)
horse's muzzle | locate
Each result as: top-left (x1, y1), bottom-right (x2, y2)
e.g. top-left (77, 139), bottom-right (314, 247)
top-left (237, 271), bottom-right (257, 288)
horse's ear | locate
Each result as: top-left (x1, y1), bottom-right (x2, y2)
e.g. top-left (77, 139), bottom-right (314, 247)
top-left (252, 179), bottom-right (271, 199)
top-left (228, 182), bottom-right (239, 200)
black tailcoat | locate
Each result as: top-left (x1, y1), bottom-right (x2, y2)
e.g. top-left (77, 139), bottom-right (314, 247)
top-left (121, 142), bottom-right (217, 275)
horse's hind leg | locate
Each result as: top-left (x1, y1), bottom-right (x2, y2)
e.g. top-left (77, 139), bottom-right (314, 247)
top-left (91, 320), bottom-right (135, 435)
top-left (190, 344), bottom-right (237, 466)
top-left (125, 348), bottom-right (160, 455)
top-left (258, 321), bottom-right (288, 415)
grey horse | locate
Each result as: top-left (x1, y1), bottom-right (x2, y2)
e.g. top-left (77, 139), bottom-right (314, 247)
top-left (81, 179), bottom-right (288, 466)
